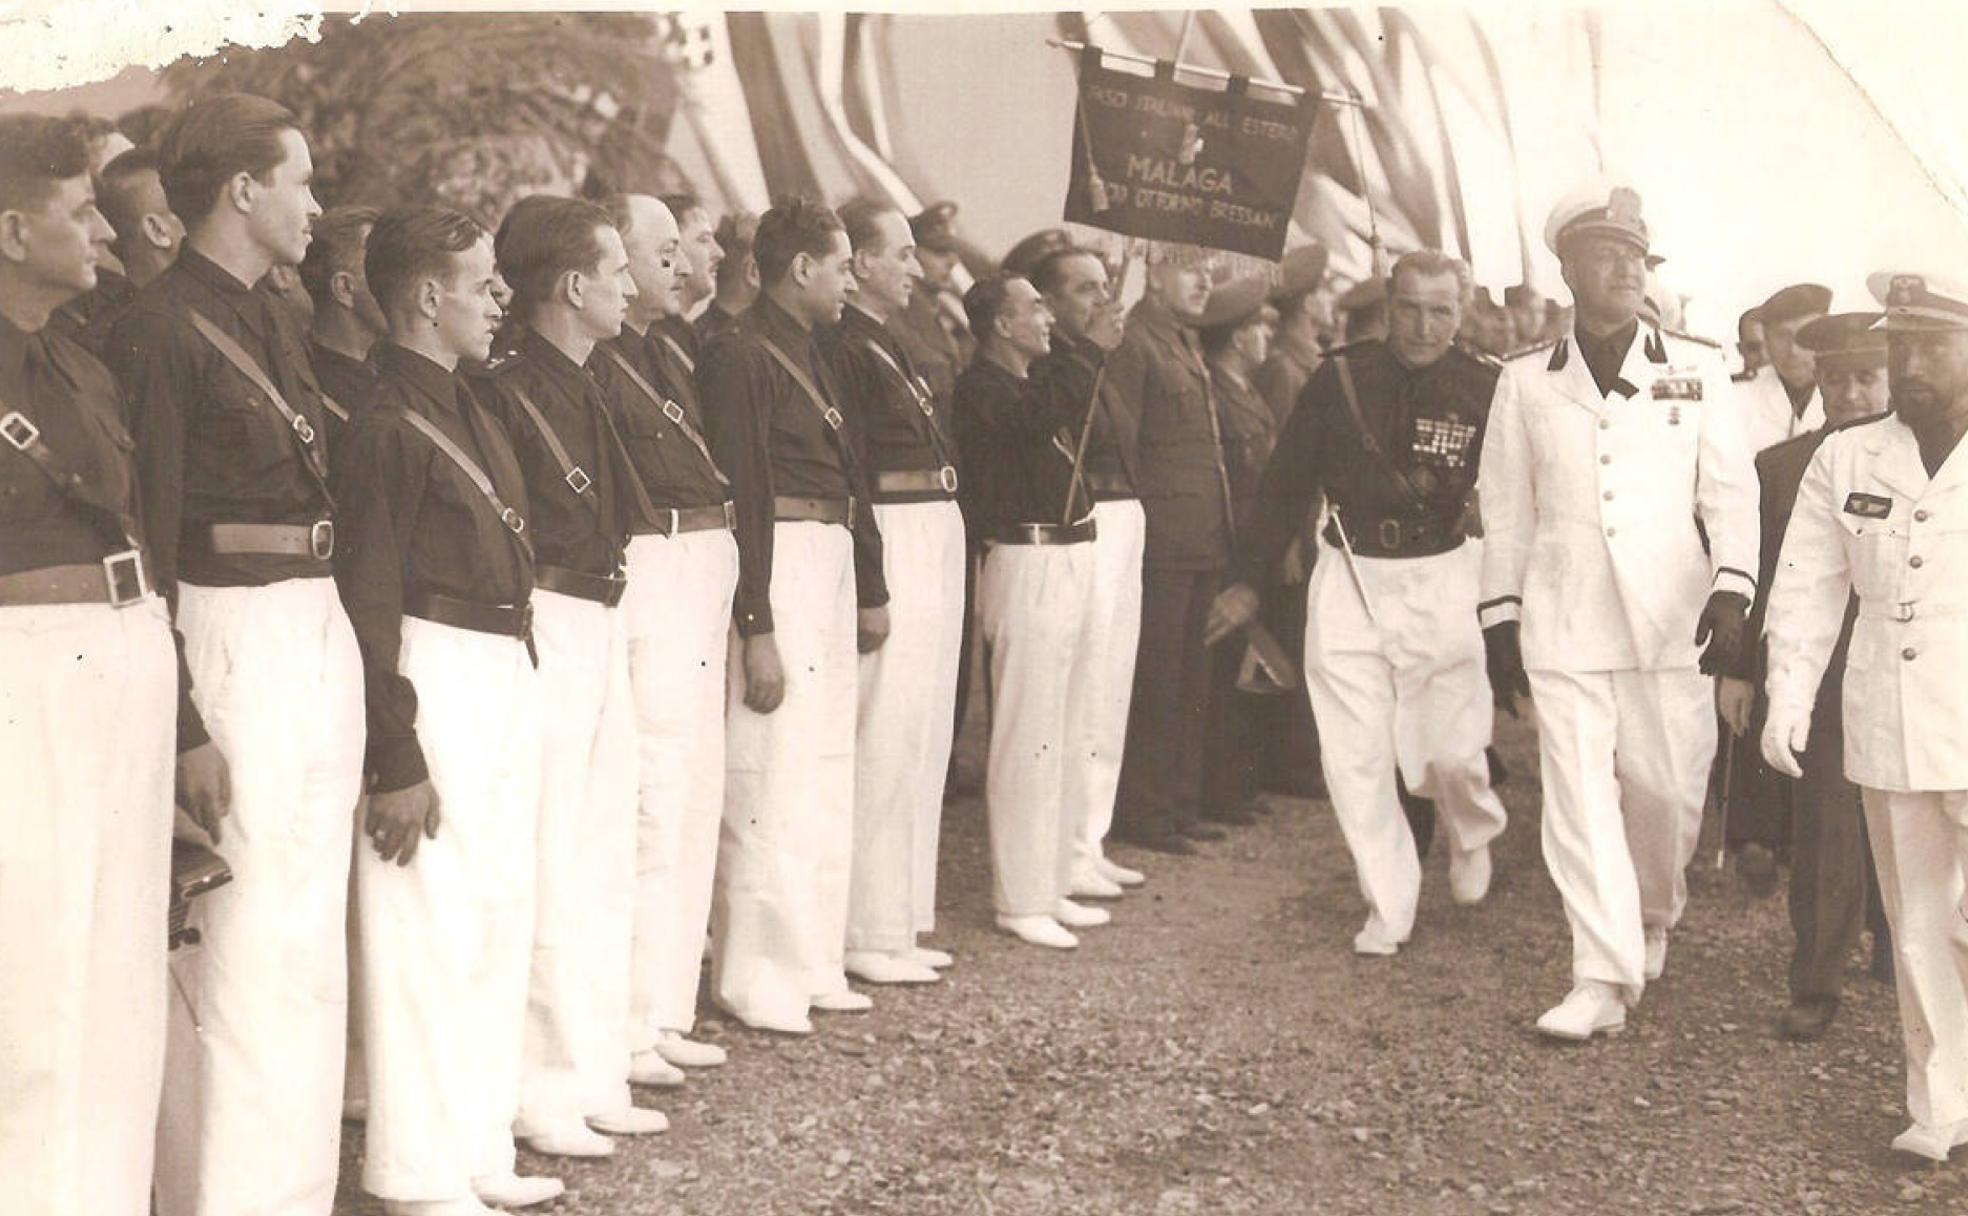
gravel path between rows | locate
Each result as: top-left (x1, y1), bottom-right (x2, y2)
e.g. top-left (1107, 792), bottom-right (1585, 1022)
top-left (332, 715), bottom-right (1968, 1215)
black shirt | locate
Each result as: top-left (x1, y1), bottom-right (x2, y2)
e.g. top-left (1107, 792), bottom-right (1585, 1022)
top-left (47, 266), bottom-right (135, 356)
top-left (587, 327), bottom-right (728, 514)
top-left (312, 339), bottom-right (380, 464)
top-left (1029, 329), bottom-right (1137, 499)
top-left (654, 314), bottom-right (700, 378)
top-left (819, 303), bottom-right (960, 482)
top-left (1236, 339), bottom-right (1498, 588)
top-left (470, 327), bottom-right (642, 579)
top-left (694, 302), bottom-right (744, 351)
top-left (953, 355), bottom-right (1088, 532)
top-left (333, 343), bottom-right (535, 792)
top-left (701, 295), bottom-right (888, 636)
top-left (1576, 319), bottom-right (1640, 398)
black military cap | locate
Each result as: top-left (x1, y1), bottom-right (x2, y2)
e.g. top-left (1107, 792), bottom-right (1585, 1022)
top-left (1002, 228), bottom-right (1075, 277)
top-left (910, 201), bottom-right (960, 254)
top-left (1757, 283), bottom-right (1832, 326)
top-left (1798, 310), bottom-right (1887, 371)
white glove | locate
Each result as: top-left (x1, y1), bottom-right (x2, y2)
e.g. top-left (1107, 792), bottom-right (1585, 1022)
top-left (1760, 703), bottom-right (1812, 779)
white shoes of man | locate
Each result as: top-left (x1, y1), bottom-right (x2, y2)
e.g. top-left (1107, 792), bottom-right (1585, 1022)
top-left (384, 1198), bottom-right (507, 1216)
top-left (473, 1171), bottom-right (565, 1209)
top-left (1096, 857), bottom-right (1146, 887)
top-left (522, 1123), bottom-right (616, 1158)
top-left (1536, 981), bottom-right (1628, 1041)
top-left (629, 1049), bottom-right (688, 1088)
top-left (1053, 898), bottom-right (1110, 929)
top-left (812, 990), bottom-right (875, 1014)
top-left (589, 1105), bottom-right (670, 1137)
top-left (1447, 844), bottom-right (1493, 905)
top-left (1644, 927), bottom-right (1669, 981)
top-left (1352, 917), bottom-right (1401, 957)
top-left (996, 914), bottom-right (1079, 950)
top-left (845, 950), bottom-right (942, 985)
top-left (1892, 1118), bottom-right (1968, 1162)
top-left (1069, 867), bottom-right (1125, 900)
top-left (652, 1029), bottom-right (728, 1068)
top-left (906, 946), bottom-right (955, 969)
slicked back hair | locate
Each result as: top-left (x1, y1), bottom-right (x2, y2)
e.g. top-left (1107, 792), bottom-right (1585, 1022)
top-left (0, 114), bottom-right (93, 215)
top-left (964, 273), bottom-right (1023, 341)
top-left (713, 211), bottom-right (759, 292)
top-left (299, 204), bottom-right (383, 308)
top-left (97, 147), bottom-right (163, 252)
top-left (837, 197), bottom-right (902, 256)
top-left (659, 191), bottom-right (705, 229)
top-left (494, 194), bottom-right (612, 324)
top-left (366, 205), bottom-right (486, 322)
top-left (154, 93), bottom-right (302, 228)
top-left (1389, 248), bottom-right (1473, 308)
top-left (753, 197), bottom-right (843, 287)
top-left (1027, 247), bottom-right (1101, 299)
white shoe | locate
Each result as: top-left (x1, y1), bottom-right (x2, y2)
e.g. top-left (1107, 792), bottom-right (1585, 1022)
top-left (1069, 868), bottom-right (1126, 900)
top-left (385, 1199), bottom-right (505, 1216)
top-left (1447, 843), bottom-right (1492, 905)
top-left (730, 1005), bottom-right (813, 1035)
top-left (1352, 918), bottom-right (1400, 957)
top-left (845, 950), bottom-right (941, 984)
top-left (1644, 927), bottom-right (1668, 981)
top-left (1535, 982), bottom-right (1627, 1041)
top-left (1053, 898), bottom-right (1111, 928)
top-left (629, 1048), bottom-right (687, 1088)
top-left (654, 1030), bottom-right (727, 1068)
top-left (521, 1122), bottom-right (616, 1158)
top-left (905, 946), bottom-right (954, 970)
top-left (1096, 857), bottom-right (1146, 887)
top-left (589, 1105), bottom-right (669, 1136)
top-left (1892, 1118), bottom-right (1968, 1161)
top-left (473, 1171), bottom-right (564, 1209)
top-left (812, 989), bottom-right (874, 1013)
top-left (996, 914), bottom-right (1078, 949)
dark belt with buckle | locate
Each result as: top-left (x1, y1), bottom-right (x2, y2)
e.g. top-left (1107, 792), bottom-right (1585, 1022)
top-left (405, 590), bottom-right (533, 638)
top-left (0, 549), bottom-right (151, 608)
top-left (638, 500), bottom-right (737, 538)
top-left (873, 466), bottom-right (959, 503)
top-left (1084, 471), bottom-right (1136, 500)
top-left (208, 519), bottom-right (336, 560)
top-left (536, 564), bottom-right (627, 607)
top-left (1323, 511), bottom-right (1463, 559)
top-left (773, 495), bottom-right (854, 526)
top-left (991, 519), bottom-right (1097, 546)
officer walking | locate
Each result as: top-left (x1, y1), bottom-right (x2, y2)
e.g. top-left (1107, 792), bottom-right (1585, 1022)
top-left (1762, 271), bottom-right (1968, 1160)
top-left (1478, 184), bottom-right (1758, 1039)
top-left (1209, 250), bottom-right (1508, 956)
top-left (0, 112), bottom-right (180, 1216)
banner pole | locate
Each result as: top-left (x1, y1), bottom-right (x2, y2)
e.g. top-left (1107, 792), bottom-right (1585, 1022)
top-left (1045, 38), bottom-right (1363, 107)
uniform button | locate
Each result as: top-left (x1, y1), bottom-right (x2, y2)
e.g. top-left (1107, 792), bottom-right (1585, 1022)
top-left (1903, 647), bottom-right (1919, 661)
top-left (1605, 527), bottom-right (1616, 537)
top-left (1603, 490), bottom-right (1615, 501)
top-left (1915, 509), bottom-right (1931, 522)
top-left (1600, 454), bottom-right (1612, 465)
top-left (1910, 555), bottom-right (1924, 569)
top-left (1598, 419), bottom-right (1611, 430)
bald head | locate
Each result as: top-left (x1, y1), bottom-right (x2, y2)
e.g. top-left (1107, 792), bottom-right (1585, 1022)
top-left (606, 192), bottom-right (685, 327)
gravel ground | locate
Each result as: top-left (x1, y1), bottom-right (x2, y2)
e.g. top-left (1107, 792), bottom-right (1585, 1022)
top-left (332, 714), bottom-right (1968, 1215)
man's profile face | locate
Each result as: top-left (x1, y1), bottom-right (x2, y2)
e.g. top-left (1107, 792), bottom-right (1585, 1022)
top-left (8, 172), bottom-right (111, 297)
top-left (799, 229), bottom-right (856, 325)
top-left (434, 235), bottom-right (503, 364)
top-left (249, 128), bottom-right (321, 269)
top-left (678, 207), bottom-right (722, 307)
top-left (1737, 316), bottom-right (1767, 373)
top-left (579, 224), bottom-right (636, 341)
top-left (1043, 253), bottom-right (1109, 342)
top-left (999, 277), bottom-right (1053, 361)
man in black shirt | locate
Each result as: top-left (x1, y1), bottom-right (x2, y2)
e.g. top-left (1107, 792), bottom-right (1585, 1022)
top-left (297, 204), bottom-right (384, 458)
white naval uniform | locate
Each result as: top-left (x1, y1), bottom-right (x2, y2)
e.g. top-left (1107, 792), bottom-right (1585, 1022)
top-left (625, 527), bottom-right (739, 1046)
top-left (1303, 537), bottom-right (1506, 942)
top-left (849, 498), bottom-right (966, 953)
top-left (517, 588), bottom-right (639, 1136)
top-left (1065, 497), bottom-right (1145, 885)
top-left (1, 596), bottom-right (175, 1216)
top-left (358, 617), bottom-right (543, 1201)
top-left (1478, 326), bottom-right (1757, 998)
top-left (1738, 363), bottom-right (1825, 454)
top-left (156, 577), bottom-right (365, 1216)
top-left (1763, 413), bottom-right (1968, 1127)
top-left (712, 521), bottom-right (859, 1026)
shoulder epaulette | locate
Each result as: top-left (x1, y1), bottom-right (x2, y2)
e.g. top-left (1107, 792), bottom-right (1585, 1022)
top-left (1503, 337), bottom-right (1559, 361)
top-left (1661, 327), bottom-right (1722, 350)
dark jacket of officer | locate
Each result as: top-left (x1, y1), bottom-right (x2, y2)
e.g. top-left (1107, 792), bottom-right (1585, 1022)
top-left (587, 325), bottom-right (728, 515)
top-left (818, 302), bottom-right (960, 498)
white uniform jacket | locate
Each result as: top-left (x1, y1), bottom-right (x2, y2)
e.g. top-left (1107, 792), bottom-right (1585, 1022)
top-left (1478, 326), bottom-right (1759, 672)
top-left (1737, 364), bottom-right (1825, 454)
top-left (1764, 413), bottom-right (1968, 792)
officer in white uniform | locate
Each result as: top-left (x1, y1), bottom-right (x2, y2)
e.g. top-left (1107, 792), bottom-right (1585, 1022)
top-left (1736, 283), bottom-right (1828, 453)
top-left (1763, 270), bottom-right (1968, 1161)
top-left (1478, 183), bottom-right (1758, 1040)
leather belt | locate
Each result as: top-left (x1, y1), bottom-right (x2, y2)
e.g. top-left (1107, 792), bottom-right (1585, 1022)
top-left (404, 590), bottom-right (533, 639)
top-left (991, 519), bottom-right (1097, 546)
top-left (1323, 511), bottom-right (1462, 559)
top-left (1084, 470), bottom-right (1135, 499)
top-left (536, 564), bottom-right (627, 607)
top-left (209, 519), bottom-right (335, 560)
top-left (873, 466), bottom-right (959, 502)
top-left (774, 495), bottom-right (854, 526)
top-left (0, 550), bottom-right (151, 608)
top-left (638, 500), bottom-right (736, 538)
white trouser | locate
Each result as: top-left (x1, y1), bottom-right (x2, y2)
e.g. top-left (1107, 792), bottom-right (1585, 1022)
top-left (1526, 665), bottom-right (1715, 999)
top-left (1302, 540), bottom-right (1507, 940)
top-left (0, 599), bottom-right (174, 1216)
top-left (1065, 499), bottom-right (1144, 879)
top-left (1862, 787), bottom-right (1968, 1127)
top-left (979, 541), bottom-right (1099, 916)
top-left (358, 618), bottom-right (543, 1201)
top-left (851, 500), bottom-right (966, 953)
top-left (625, 529), bottom-right (738, 1045)
top-left (713, 522), bottom-right (858, 1026)
top-left (157, 578), bottom-right (364, 1216)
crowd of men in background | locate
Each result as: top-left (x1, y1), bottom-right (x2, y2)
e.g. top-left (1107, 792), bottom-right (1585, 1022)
top-left (9, 86), bottom-right (1968, 1216)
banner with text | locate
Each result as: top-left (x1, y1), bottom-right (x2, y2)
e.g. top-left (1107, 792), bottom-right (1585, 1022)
top-left (1062, 47), bottom-right (1315, 262)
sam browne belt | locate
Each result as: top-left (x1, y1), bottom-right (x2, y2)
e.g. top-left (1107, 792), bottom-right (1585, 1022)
top-left (991, 518), bottom-right (1097, 546)
top-left (774, 495), bottom-right (854, 525)
top-left (535, 564), bottom-right (627, 607)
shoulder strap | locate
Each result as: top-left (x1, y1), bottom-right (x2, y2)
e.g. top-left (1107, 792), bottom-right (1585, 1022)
top-left (398, 409), bottom-right (534, 561)
top-left (597, 344), bottom-right (729, 487)
top-left (508, 385), bottom-right (600, 513)
top-left (656, 330), bottom-right (696, 375)
top-left (321, 393), bottom-right (350, 423)
top-left (0, 398), bottom-right (141, 550)
top-left (757, 334), bottom-right (852, 454)
top-left (861, 338), bottom-right (958, 468)
top-left (185, 307), bottom-right (332, 496)
top-left (1331, 353), bottom-right (1431, 511)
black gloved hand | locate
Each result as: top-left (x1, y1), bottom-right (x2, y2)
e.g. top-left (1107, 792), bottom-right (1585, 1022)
top-left (1695, 590), bottom-right (1751, 676)
top-left (1483, 620), bottom-right (1530, 717)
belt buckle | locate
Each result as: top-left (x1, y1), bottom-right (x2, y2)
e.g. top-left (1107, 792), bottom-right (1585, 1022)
top-left (1378, 519), bottom-right (1403, 550)
top-left (1895, 601), bottom-right (1916, 622)
top-left (721, 500), bottom-right (737, 530)
top-left (667, 507), bottom-right (682, 537)
top-left (291, 413), bottom-right (317, 446)
top-left (565, 466), bottom-right (593, 495)
top-left (661, 399), bottom-right (686, 425)
top-left (0, 411), bottom-right (41, 451)
top-left (309, 519), bottom-right (336, 560)
top-left (102, 548), bottom-right (149, 607)
top-left (500, 507), bottom-right (526, 534)
top-left (939, 464), bottom-right (960, 494)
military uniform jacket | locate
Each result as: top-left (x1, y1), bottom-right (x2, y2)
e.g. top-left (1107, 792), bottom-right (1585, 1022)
top-left (1733, 428), bottom-right (1854, 691)
top-left (1254, 331), bottom-right (1320, 431)
top-left (588, 327), bottom-right (727, 514)
top-left (1477, 324), bottom-right (1758, 672)
top-left (312, 340), bottom-right (380, 468)
top-left (1028, 329), bottom-right (1136, 502)
top-left (1738, 363), bottom-right (1825, 454)
top-left (1765, 414), bottom-right (1968, 791)
top-left (1105, 294), bottom-right (1233, 570)
top-left (818, 303), bottom-right (960, 493)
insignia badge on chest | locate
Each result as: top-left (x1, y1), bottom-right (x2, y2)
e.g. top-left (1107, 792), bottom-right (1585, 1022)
top-left (1843, 492), bottom-right (1893, 519)
top-left (1652, 375), bottom-right (1703, 402)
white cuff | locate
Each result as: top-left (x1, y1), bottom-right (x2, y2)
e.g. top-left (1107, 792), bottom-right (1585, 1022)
top-left (1478, 595), bottom-right (1521, 629)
